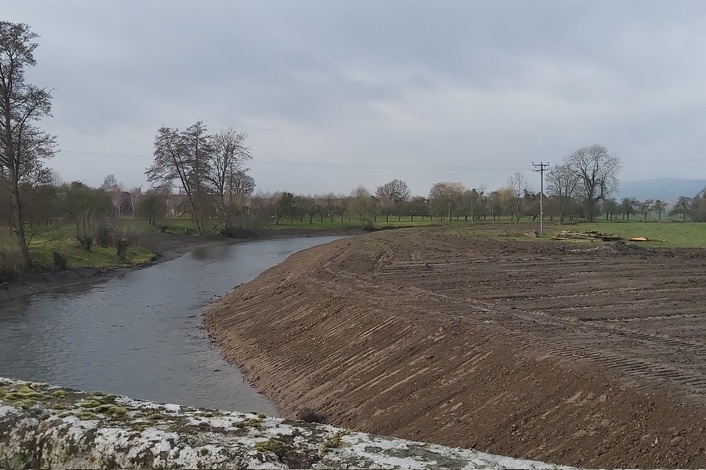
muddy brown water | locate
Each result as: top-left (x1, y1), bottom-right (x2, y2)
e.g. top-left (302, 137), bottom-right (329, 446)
top-left (0, 236), bottom-right (341, 416)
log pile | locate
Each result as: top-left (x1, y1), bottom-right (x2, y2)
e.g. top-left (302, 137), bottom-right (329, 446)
top-left (551, 230), bottom-right (623, 242)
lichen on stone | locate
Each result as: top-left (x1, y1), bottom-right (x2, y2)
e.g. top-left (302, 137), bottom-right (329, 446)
top-left (0, 377), bottom-right (575, 470)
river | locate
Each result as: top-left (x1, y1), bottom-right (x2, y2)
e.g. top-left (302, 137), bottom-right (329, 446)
top-left (0, 236), bottom-right (341, 416)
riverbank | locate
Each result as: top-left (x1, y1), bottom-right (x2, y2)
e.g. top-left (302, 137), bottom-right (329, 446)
top-left (0, 227), bottom-right (360, 301)
top-left (204, 226), bottom-right (706, 468)
top-left (0, 232), bottom-right (211, 300)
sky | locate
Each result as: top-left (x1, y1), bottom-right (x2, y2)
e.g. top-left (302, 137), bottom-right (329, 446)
top-left (5, 1), bottom-right (706, 197)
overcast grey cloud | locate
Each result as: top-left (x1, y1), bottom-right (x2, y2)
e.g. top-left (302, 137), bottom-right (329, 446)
top-left (6, 1), bottom-right (706, 196)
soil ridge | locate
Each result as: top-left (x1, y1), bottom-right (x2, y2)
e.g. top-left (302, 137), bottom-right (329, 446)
top-left (205, 226), bottom-right (706, 468)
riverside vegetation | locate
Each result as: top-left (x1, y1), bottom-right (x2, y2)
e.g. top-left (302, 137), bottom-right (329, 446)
top-left (2, 216), bottom-right (705, 286)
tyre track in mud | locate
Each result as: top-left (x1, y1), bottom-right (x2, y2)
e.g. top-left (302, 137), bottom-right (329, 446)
top-left (205, 227), bottom-right (706, 468)
top-left (373, 250), bottom-right (706, 403)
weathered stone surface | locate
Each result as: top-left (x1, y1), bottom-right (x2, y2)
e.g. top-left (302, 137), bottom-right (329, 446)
top-left (0, 377), bottom-right (573, 469)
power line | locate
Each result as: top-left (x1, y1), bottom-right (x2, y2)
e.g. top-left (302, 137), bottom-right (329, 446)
top-left (57, 149), bottom-right (706, 165)
top-left (55, 150), bottom-right (521, 172)
top-left (54, 149), bottom-right (704, 187)
top-left (249, 161), bottom-right (517, 171)
top-left (59, 151), bottom-right (151, 159)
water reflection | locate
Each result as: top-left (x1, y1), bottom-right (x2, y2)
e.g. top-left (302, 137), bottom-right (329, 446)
top-left (0, 236), bottom-right (341, 415)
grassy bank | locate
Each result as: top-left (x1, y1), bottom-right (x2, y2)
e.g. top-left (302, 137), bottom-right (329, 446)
top-left (236, 216), bottom-right (706, 249)
top-left (1, 216), bottom-right (703, 282)
top-left (0, 221), bottom-right (155, 281)
top-left (357, 219), bottom-right (706, 249)
top-left (562, 220), bottom-right (706, 248)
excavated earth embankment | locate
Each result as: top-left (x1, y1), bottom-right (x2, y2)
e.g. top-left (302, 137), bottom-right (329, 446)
top-left (204, 226), bottom-right (706, 468)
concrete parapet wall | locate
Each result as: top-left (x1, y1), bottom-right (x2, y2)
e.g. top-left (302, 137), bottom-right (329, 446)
top-left (0, 378), bottom-right (571, 469)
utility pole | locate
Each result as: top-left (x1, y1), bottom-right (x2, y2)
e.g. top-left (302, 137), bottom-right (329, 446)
top-left (447, 193), bottom-right (451, 222)
top-left (532, 162), bottom-right (549, 236)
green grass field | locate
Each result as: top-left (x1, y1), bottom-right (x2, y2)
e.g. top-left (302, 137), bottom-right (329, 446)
top-left (0, 220), bottom-right (155, 277)
top-left (427, 219), bottom-right (703, 248)
top-left (250, 215), bottom-right (705, 248)
top-left (1, 215), bottom-right (703, 281)
top-left (558, 220), bottom-right (706, 248)
top-left (159, 215), bottom-right (705, 246)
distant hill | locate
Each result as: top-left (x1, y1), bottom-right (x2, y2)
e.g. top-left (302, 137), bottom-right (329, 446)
top-left (615, 178), bottom-right (706, 202)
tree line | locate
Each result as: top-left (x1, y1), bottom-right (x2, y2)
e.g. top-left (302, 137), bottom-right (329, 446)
top-left (4, 21), bottom-right (706, 273)
top-left (145, 122), bottom-right (254, 236)
top-left (0, 22), bottom-right (56, 269)
top-left (238, 143), bottom-right (706, 227)
top-left (0, 21), bottom-right (259, 270)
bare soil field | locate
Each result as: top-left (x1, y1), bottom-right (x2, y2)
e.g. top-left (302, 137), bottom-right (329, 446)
top-left (205, 225), bottom-right (706, 468)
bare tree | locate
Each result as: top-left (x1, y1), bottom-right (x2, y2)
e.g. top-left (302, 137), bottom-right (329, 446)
top-left (462, 187), bottom-right (485, 222)
top-left (129, 186), bottom-right (142, 219)
top-left (546, 164), bottom-right (579, 223)
top-left (59, 181), bottom-right (112, 251)
top-left (101, 174), bottom-right (118, 191)
top-left (486, 190), bottom-right (503, 220)
top-left (653, 199), bottom-right (668, 221)
top-left (429, 181), bottom-right (465, 220)
top-left (451, 187), bottom-right (486, 223)
top-left (229, 171), bottom-right (255, 205)
top-left (376, 179), bottom-right (411, 204)
top-left (248, 190), bottom-right (275, 219)
top-left (49, 169), bottom-right (63, 187)
top-left (565, 144), bottom-right (621, 222)
top-left (619, 197), bottom-right (638, 221)
top-left (601, 197), bottom-right (619, 221)
top-left (349, 185), bottom-right (376, 228)
top-left (0, 22), bottom-right (57, 269)
top-left (497, 187), bottom-right (516, 221)
top-left (638, 199), bottom-right (654, 221)
top-left (320, 192), bottom-right (344, 222)
top-left (690, 194), bottom-right (706, 222)
top-left (376, 179), bottom-right (411, 222)
top-left (670, 196), bottom-right (691, 221)
top-left (145, 122), bottom-right (213, 235)
top-left (507, 172), bottom-right (528, 224)
top-left (101, 174), bottom-right (124, 218)
top-left (275, 192), bottom-right (295, 225)
top-left (208, 128), bottom-right (253, 227)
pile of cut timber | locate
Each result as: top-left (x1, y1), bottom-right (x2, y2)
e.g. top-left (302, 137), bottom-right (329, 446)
top-left (551, 230), bottom-right (623, 242)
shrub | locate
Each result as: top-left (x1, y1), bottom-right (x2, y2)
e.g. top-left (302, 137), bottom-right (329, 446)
top-left (219, 226), bottom-right (261, 239)
top-left (295, 406), bottom-right (326, 423)
top-left (0, 246), bottom-right (20, 282)
top-left (96, 226), bottom-right (114, 248)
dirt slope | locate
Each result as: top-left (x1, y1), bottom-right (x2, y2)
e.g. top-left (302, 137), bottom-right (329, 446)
top-left (204, 226), bottom-right (706, 468)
